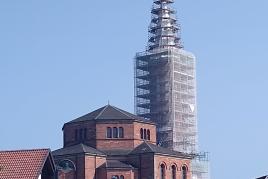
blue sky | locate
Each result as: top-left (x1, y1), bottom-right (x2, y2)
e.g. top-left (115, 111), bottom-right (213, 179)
top-left (0, 0), bottom-right (268, 179)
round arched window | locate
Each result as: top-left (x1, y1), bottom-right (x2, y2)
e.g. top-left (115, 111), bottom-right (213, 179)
top-left (119, 127), bottom-right (124, 138)
top-left (58, 159), bottom-right (76, 173)
top-left (182, 165), bottom-right (188, 179)
top-left (147, 129), bottom-right (150, 140)
top-left (112, 176), bottom-right (119, 179)
top-left (113, 127), bottom-right (118, 138)
top-left (143, 129), bottom-right (147, 140)
top-left (171, 165), bottom-right (176, 179)
top-left (160, 164), bottom-right (166, 179)
top-left (107, 127), bottom-right (112, 138)
top-left (140, 128), bottom-right (144, 139)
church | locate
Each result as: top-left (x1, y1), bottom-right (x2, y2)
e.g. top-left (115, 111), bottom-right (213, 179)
top-left (52, 104), bottom-right (193, 179)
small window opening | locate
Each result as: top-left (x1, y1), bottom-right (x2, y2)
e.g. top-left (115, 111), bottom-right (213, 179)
top-left (107, 127), bottom-right (112, 138)
top-left (140, 128), bottom-right (144, 139)
top-left (113, 127), bottom-right (118, 138)
top-left (147, 129), bottom-right (150, 140)
top-left (119, 127), bottom-right (124, 138)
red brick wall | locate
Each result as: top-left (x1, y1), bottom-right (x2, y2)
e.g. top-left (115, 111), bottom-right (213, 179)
top-left (58, 171), bottom-right (75, 179)
top-left (63, 121), bottom-right (96, 148)
top-left (133, 122), bottom-right (156, 147)
top-left (140, 153), bottom-right (155, 179)
top-left (74, 155), bottom-right (85, 179)
top-left (54, 154), bottom-right (106, 179)
top-left (154, 155), bottom-right (192, 179)
top-left (85, 156), bottom-right (106, 179)
top-left (96, 122), bottom-right (135, 150)
top-left (96, 121), bottom-right (156, 151)
top-left (106, 169), bottom-right (136, 179)
top-left (96, 167), bottom-right (107, 179)
top-left (127, 153), bottom-right (155, 179)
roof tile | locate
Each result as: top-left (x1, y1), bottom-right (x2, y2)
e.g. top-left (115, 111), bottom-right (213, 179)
top-left (52, 143), bottom-right (105, 156)
top-left (100, 160), bottom-right (136, 169)
top-left (66, 105), bottom-right (149, 124)
top-left (0, 149), bottom-right (50, 179)
top-left (130, 142), bottom-right (193, 159)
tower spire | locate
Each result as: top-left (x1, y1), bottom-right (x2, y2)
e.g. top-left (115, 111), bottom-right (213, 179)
top-left (147, 0), bottom-right (183, 51)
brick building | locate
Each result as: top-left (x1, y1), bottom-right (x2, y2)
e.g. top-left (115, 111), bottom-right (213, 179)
top-left (53, 105), bottom-right (193, 179)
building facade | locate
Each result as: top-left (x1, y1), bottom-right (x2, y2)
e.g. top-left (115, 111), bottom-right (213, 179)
top-left (53, 105), bottom-right (193, 179)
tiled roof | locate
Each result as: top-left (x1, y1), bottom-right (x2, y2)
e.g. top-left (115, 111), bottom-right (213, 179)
top-left (130, 142), bottom-right (193, 159)
top-left (101, 149), bottom-right (132, 156)
top-left (0, 149), bottom-right (51, 179)
top-left (100, 160), bottom-right (136, 169)
top-left (66, 105), bottom-right (151, 124)
top-left (52, 143), bottom-right (105, 156)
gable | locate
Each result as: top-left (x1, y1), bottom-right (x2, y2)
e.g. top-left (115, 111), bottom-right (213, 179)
top-left (0, 149), bottom-right (55, 179)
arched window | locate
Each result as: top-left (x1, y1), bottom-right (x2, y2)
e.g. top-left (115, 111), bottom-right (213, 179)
top-left (182, 165), bottom-right (187, 179)
top-left (84, 128), bottom-right (87, 139)
top-left (112, 176), bottom-right (119, 179)
top-left (147, 130), bottom-right (150, 140)
top-left (143, 129), bottom-right (147, 140)
top-left (119, 127), bottom-right (124, 138)
top-left (119, 175), bottom-right (124, 179)
top-left (79, 129), bottom-right (83, 140)
top-left (113, 127), bottom-right (118, 138)
top-left (75, 129), bottom-right (78, 140)
top-left (107, 127), bottom-right (112, 138)
top-left (171, 165), bottom-right (176, 179)
top-left (160, 164), bottom-right (166, 179)
top-left (58, 159), bottom-right (76, 173)
top-left (140, 128), bottom-right (144, 139)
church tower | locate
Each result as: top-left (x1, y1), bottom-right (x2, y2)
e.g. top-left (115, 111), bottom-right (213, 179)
top-left (134, 0), bottom-right (197, 153)
top-left (134, 1), bottom-right (210, 178)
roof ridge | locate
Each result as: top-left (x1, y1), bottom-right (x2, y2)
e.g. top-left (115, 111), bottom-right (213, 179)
top-left (80, 143), bottom-right (86, 152)
top-left (111, 105), bottom-right (135, 119)
top-left (80, 143), bottom-right (101, 152)
top-left (95, 105), bottom-right (109, 119)
top-left (0, 148), bottom-right (50, 153)
top-left (144, 141), bottom-right (154, 151)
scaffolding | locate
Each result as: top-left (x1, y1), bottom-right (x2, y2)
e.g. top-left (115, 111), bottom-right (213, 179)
top-left (135, 48), bottom-right (197, 153)
top-left (191, 152), bottom-right (210, 179)
top-left (134, 0), bottom-right (210, 179)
